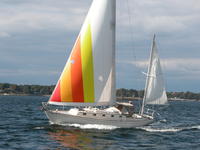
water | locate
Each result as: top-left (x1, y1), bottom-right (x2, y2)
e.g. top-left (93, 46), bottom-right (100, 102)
top-left (0, 96), bottom-right (200, 150)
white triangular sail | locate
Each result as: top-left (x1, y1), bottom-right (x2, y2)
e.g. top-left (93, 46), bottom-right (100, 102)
top-left (48, 0), bottom-right (116, 106)
top-left (144, 35), bottom-right (168, 105)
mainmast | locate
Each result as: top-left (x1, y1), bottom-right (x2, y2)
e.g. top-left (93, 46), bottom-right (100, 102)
top-left (140, 34), bottom-right (156, 115)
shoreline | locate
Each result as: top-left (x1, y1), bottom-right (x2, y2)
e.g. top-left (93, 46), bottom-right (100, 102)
top-left (0, 93), bottom-right (50, 97)
top-left (0, 94), bottom-right (199, 101)
top-left (117, 97), bottom-right (199, 101)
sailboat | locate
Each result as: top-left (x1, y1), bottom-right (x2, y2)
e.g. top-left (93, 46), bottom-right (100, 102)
top-left (42, 0), bottom-right (167, 128)
top-left (140, 34), bottom-right (168, 115)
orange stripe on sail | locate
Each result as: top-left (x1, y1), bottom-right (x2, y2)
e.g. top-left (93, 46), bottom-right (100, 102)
top-left (70, 36), bottom-right (84, 102)
top-left (60, 61), bottom-right (73, 102)
top-left (49, 80), bottom-right (61, 102)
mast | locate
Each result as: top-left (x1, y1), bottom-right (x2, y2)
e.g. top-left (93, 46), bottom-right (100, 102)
top-left (140, 34), bottom-right (156, 115)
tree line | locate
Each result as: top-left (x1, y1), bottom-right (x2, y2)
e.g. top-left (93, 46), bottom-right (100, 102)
top-left (0, 83), bottom-right (54, 95)
top-left (0, 83), bottom-right (199, 100)
top-left (116, 88), bottom-right (200, 100)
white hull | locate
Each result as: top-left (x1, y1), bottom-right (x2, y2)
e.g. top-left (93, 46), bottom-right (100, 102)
top-left (44, 109), bottom-right (154, 128)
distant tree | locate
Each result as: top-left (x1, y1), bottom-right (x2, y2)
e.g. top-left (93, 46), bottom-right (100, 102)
top-left (2, 83), bottom-right (10, 89)
top-left (138, 90), bottom-right (144, 98)
top-left (129, 89), bottom-right (138, 97)
top-left (0, 83), bottom-right (199, 100)
top-left (0, 84), bottom-right (3, 90)
top-left (23, 85), bottom-right (31, 94)
top-left (10, 84), bottom-right (17, 91)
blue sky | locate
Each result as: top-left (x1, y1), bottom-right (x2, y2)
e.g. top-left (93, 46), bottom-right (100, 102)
top-left (0, 0), bottom-right (200, 92)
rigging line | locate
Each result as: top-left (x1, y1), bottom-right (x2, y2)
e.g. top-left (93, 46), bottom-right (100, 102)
top-left (125, 0), bottom-right (143, 108)
top-left (125, 0), bottom-right (136, 61)
top-left (125, 0), bottom-right (143, 81)
top-left (116, 0), bottom-right (123, 89)
top-left (118, 0), bottom-right (128, 99)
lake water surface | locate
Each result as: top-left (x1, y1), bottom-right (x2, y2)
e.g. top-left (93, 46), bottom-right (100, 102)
top-left (0, 96), bottom-right (200, 150)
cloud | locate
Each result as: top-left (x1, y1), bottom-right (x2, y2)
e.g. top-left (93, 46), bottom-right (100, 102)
top-left (125, 58), bottom-right (200, 80)
top-left (0, 0), bottom-right (199, 91)
top-left (0, 0), bottom-right (91, 34)
top-left (0, 32), bottom-right (10, 38)
top-left (117, 58), bottom-right (200, 92)
top-left (130, 58), bottom-right (200, 71)
top-left (0, 68), bottom-right (59, 76)
top-left (117, 0), bottom-right (200, 40)
top-left (1, 0), bottom-right (199, 35)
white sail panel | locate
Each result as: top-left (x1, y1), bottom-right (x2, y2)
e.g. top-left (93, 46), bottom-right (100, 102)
top-left (145, 35), bottom-right (168, 105)
top-left (81, 0), bottom-right (116, 105)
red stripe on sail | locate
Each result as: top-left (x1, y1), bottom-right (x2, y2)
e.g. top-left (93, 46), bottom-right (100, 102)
top-left (49, 80), bottom-right (61, 102)
top-left (71, 36), bottom-right (84, 102)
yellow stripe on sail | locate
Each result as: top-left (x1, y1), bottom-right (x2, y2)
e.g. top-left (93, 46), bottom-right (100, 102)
top-left (81, 24), bottom-right (95, 103)
top-left (60, 61), bottom-right (73, 102)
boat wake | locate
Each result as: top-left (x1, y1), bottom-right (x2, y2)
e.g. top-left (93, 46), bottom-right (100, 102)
top-left (137, 125), bottom-right (200, 133)
top-left (62, 123), bottom-right (118, 130)
top-left (34, 126), bottom-right (45, 130)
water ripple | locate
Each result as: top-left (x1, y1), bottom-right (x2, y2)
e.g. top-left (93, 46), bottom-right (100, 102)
top-left (1, 96), bottom-right (200, 150)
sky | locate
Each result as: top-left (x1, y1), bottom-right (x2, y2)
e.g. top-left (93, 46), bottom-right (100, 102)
top-left (0, 0), bottom-right (200, 92)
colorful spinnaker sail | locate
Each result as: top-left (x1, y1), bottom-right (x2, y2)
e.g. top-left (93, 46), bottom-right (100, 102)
top-left (49, 0), bottom-right (116, 106)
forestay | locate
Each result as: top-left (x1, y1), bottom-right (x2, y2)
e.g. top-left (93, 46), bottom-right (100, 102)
top-left (48, 0), bottom-right (116, 106)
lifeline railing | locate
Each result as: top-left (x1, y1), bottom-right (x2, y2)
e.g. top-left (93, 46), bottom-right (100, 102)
top-left (143, 107), bottom-right (155, 118)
